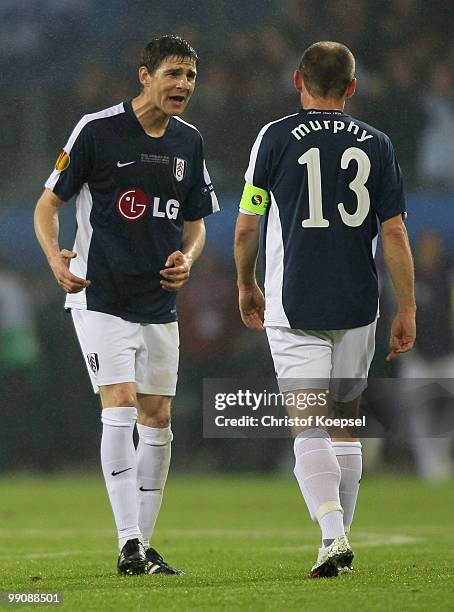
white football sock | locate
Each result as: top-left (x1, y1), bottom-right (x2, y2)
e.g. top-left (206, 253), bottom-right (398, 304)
top-left (136, 424), bottom-right (172, 548)
top-left (332, 441), bottom-right (362, 531)
top-left (100, 407), bottom-right (141, 550)
top-left (293, 429), bottom-right (344, 542)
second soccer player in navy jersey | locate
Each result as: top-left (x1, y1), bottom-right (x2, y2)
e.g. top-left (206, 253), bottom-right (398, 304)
top-left (34, 35), bottom-right (219, 575)
top-left (234, 41), bottom-right (416, 577)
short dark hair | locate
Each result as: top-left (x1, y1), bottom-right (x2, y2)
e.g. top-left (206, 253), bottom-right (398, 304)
top-left (139, 35), bottom-right (198, 74)
top-left (299, 41), bottom-right (355, 98)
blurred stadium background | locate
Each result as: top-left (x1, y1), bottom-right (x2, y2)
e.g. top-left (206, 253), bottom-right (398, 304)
top-left (1, 0), bottom-right (453, 481)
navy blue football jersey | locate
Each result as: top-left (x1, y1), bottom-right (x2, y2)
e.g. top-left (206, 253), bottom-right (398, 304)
top-left (46, 101), bottom-right (219, 323)
top-left (239, 109), bottom-right (406, 330)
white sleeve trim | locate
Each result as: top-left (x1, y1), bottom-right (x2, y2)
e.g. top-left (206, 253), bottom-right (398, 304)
top-left (203, 160), bottom-right (219, 213)
top-left (45, 102), bottom-right (125, 192)
top-left (244, 113), bottom-right (298, 184)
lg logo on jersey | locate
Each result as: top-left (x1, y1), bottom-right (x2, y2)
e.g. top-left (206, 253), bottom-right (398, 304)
top-left (116, 188), bottom-right (180, 222)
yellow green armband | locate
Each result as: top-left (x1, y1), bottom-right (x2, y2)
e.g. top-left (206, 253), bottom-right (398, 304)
top-left (239, 183), bottom-right (269, 215)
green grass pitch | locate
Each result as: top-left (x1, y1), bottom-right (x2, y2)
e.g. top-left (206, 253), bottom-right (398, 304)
top-left (0, 475), bottom-right (453, 611)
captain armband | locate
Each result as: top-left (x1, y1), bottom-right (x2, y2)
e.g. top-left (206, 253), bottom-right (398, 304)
top-left (239, 183), bottom-right (270, 216)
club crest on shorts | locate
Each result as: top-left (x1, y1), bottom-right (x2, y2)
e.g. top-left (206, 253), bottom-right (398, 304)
top-left (173, 157), bottom-right (186, 182)
top-left (87, 353), bottom-right (99, 375)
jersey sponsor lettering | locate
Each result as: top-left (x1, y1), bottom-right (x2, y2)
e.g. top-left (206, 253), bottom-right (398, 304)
top-left (152, 197), bottom-right (180, 220)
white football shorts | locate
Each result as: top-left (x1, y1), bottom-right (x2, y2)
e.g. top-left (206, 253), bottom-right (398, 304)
top-left (71, 309), bottom-right (179, 396)
top-left (266, 320), bottom-right (377, 402)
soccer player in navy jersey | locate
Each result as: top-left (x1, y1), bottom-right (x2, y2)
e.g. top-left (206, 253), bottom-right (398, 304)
top-left (34, 35), bottom-right (219, 575)
top-left (234, 41), bottom-right (416, 577)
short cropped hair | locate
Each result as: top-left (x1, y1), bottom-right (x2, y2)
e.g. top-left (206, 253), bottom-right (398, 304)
top-left (299, 41), bottom-right (355, 98)
top-left (139, 35), bottom-right (198, 74)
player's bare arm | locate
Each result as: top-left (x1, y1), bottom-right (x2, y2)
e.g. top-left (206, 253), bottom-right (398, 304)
top-left (234, 212), bottom-right (265, 331)
top-left (381, 214), bottom-right (416, 361)
top-left (160, 218), bottom-right (206, 291)
top-left (34, 188), bottom-right (91, 294)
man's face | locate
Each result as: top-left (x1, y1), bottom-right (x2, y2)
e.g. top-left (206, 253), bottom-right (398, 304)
top-left (142, 56), bottom-right (197, 116)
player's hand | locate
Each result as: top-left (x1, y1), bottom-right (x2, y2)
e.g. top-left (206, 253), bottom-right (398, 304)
top-left (386, 310), bottom-right (416, 361)
top-left (48, 249), bottom-right (91, 294)
top-left (238, 284), bottom-right (265, 331)
top-left (160, 250), bottom-right (191, 292)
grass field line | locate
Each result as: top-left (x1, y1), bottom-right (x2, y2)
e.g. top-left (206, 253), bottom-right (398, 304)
top-left (0, 528), bottom-right (113, 538)
top-left (0, 527), bottom-right (425, 541)
top-left (2, 551), bottom-right (85, 560)
top-left (272, 533), bottom-right (422, 553)
top-left (0, 532), bottom-right (422, 561)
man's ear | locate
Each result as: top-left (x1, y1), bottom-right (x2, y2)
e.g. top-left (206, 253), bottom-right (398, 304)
top-left (138, 66), bottom-right (152, 87)
top-left (294, 69), bottom-right (303, 93)
top-left (346, 78), bottom-right (356, 99)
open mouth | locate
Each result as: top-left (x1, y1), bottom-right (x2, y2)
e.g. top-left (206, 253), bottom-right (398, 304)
top-left (169, 95), bottom-right (186, 103)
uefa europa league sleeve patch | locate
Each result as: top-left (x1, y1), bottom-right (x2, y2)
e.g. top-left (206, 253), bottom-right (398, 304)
top-left (55, 149), bottom-right (70, 171)
top-left (239, 182), bottom-right (269, 215)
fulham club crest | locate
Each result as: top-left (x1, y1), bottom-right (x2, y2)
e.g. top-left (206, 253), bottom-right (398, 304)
top-left (173, 157), bottom-right (186, 182)
top-left (87, 353), bottom-right (99, 375)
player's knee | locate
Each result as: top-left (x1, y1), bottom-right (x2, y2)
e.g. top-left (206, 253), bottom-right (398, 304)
top-left (156, 413), bottom-right (171, 428)
top-left (138, 396), bottom-right (171, 427)
top-left (114, 393), bottom-right (136, 407)
top-left (100, 386), bottom-right (136, 408)
top-left (140, 412), bottom-right (171, 428)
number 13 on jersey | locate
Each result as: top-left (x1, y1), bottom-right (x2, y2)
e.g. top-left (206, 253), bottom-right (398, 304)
top-left (299, 147), bottom-right (371, 228)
